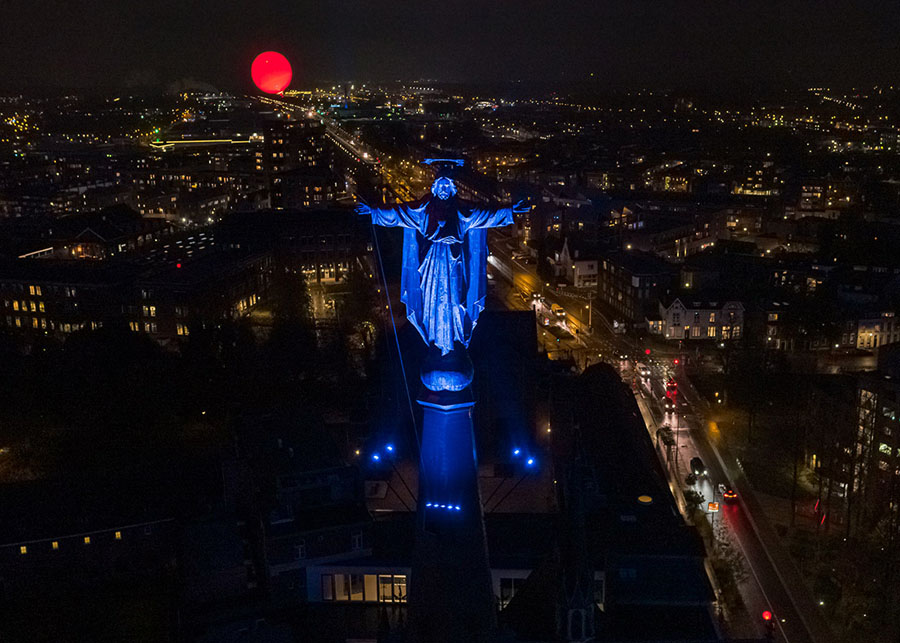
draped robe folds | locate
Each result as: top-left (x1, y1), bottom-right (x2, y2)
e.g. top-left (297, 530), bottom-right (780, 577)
top-left (368, 197), bottom-right (514, 355)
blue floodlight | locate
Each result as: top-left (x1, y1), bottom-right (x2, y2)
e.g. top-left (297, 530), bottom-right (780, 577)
top-left (526, 457), bottom-right (535, 467)
top-left (425, 501), bottom-right (463, 512)
top-left (372, 453), bottom-right (381, 461)
top-left (513, 448), bottom-right (521, 456)
top-left (385, 444), bottom-right (394, 452)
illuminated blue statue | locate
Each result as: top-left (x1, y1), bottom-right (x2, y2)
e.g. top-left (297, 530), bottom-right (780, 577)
top-left (358, 167), bottom-right (526, 389)
top-left (358, 161), bottom-right (525, 640)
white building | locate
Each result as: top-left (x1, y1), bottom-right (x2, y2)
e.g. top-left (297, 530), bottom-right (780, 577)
top-left (857, 312), bottom-right (900, 351)
top-left (558, 238), bottom-right (598, 289)
top-left (656, 297), bottom-right (744, 341)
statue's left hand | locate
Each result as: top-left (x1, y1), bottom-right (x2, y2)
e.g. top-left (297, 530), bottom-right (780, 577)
top-left (512, 200), bottom-right (531, 214)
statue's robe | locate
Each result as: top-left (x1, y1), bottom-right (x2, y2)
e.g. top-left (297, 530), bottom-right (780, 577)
top-left (368, 197), bottom-right (513, 355)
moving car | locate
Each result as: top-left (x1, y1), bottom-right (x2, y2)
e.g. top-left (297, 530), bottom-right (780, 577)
top-left (663, 396), bottom-right (675, 412)
top-left (690, 457), bottom-right (708, 477)
top-left (722, 487), bottom-right (738, 504)
top-left (636, 362), bottom-right (651, 378)
top-left (551, 303), bottom-right (566, 319)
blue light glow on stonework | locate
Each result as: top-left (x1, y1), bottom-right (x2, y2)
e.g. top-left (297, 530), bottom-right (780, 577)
top-left (425, 502), bottom-right (462, 512)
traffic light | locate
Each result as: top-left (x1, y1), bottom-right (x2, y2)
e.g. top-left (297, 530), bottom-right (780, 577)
top-left (645, 348), bottom-right (651, 355)
top-left (673, 358), bottom-right (680, 365)
top-left (762, 611), bottom-right (775, 639)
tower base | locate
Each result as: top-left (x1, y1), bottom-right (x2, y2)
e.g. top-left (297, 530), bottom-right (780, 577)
top-left (406, 387), bottom-right (497, 643)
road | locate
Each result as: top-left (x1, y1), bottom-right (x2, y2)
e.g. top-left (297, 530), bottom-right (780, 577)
top-left (488, 237), bottom-right (834, 643)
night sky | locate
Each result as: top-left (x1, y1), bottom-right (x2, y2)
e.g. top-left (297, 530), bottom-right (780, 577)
top-left (3, 1), bottom-right (900, 91)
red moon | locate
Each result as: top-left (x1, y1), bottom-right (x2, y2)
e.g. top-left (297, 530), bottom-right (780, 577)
top-left (251, 51), bottom-right (292, 94)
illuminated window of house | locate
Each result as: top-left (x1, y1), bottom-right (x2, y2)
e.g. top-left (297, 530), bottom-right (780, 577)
top-left (19, 545), bottom-right (27, 555)
top-left (38, 302), bottom-right (44, 313)
top-left (28, 286), bottom-right (35, 296)
top-left (709, 312), bottom-right (716, 323)
top-left (83, 536), bottom-right (91, 545)
top-left (12, 300), bottom-right (18, 311)
top-left (115, 531), bottom-right (122, 540)
top-left (35, 286), bottom-right (41, 296)
top-left (51, 541), bottom-right (59, 550)
top-left (32, 317), bottom-right (38, 328)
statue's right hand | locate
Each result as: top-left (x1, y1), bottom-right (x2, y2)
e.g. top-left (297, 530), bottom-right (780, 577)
top-left (355, 201), bottom-right (372, 217)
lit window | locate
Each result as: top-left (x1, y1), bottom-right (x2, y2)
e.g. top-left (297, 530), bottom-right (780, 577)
top-left (28, 286), bottom-right (35, 296)
top-left (19, 545), bottom-right (27, 555)
top-left (115, 531), bottom-right (122, 540)
top-left (51, 541), bottom-right (59, 550)
top-left (83, 536), bottom-right (91, 545)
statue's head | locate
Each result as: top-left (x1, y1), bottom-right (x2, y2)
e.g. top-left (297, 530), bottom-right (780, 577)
top-left (431, 176), bottom-right (458, 201)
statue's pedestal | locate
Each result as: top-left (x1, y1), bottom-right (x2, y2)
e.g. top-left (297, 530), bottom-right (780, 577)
top-left (407, 387), bottom-right (497, 643)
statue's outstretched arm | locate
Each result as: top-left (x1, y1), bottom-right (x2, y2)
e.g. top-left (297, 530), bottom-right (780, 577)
top-left (356, 199), bottom-right (421, 229)
top-left (465, 200), bottom-right (529, 230)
